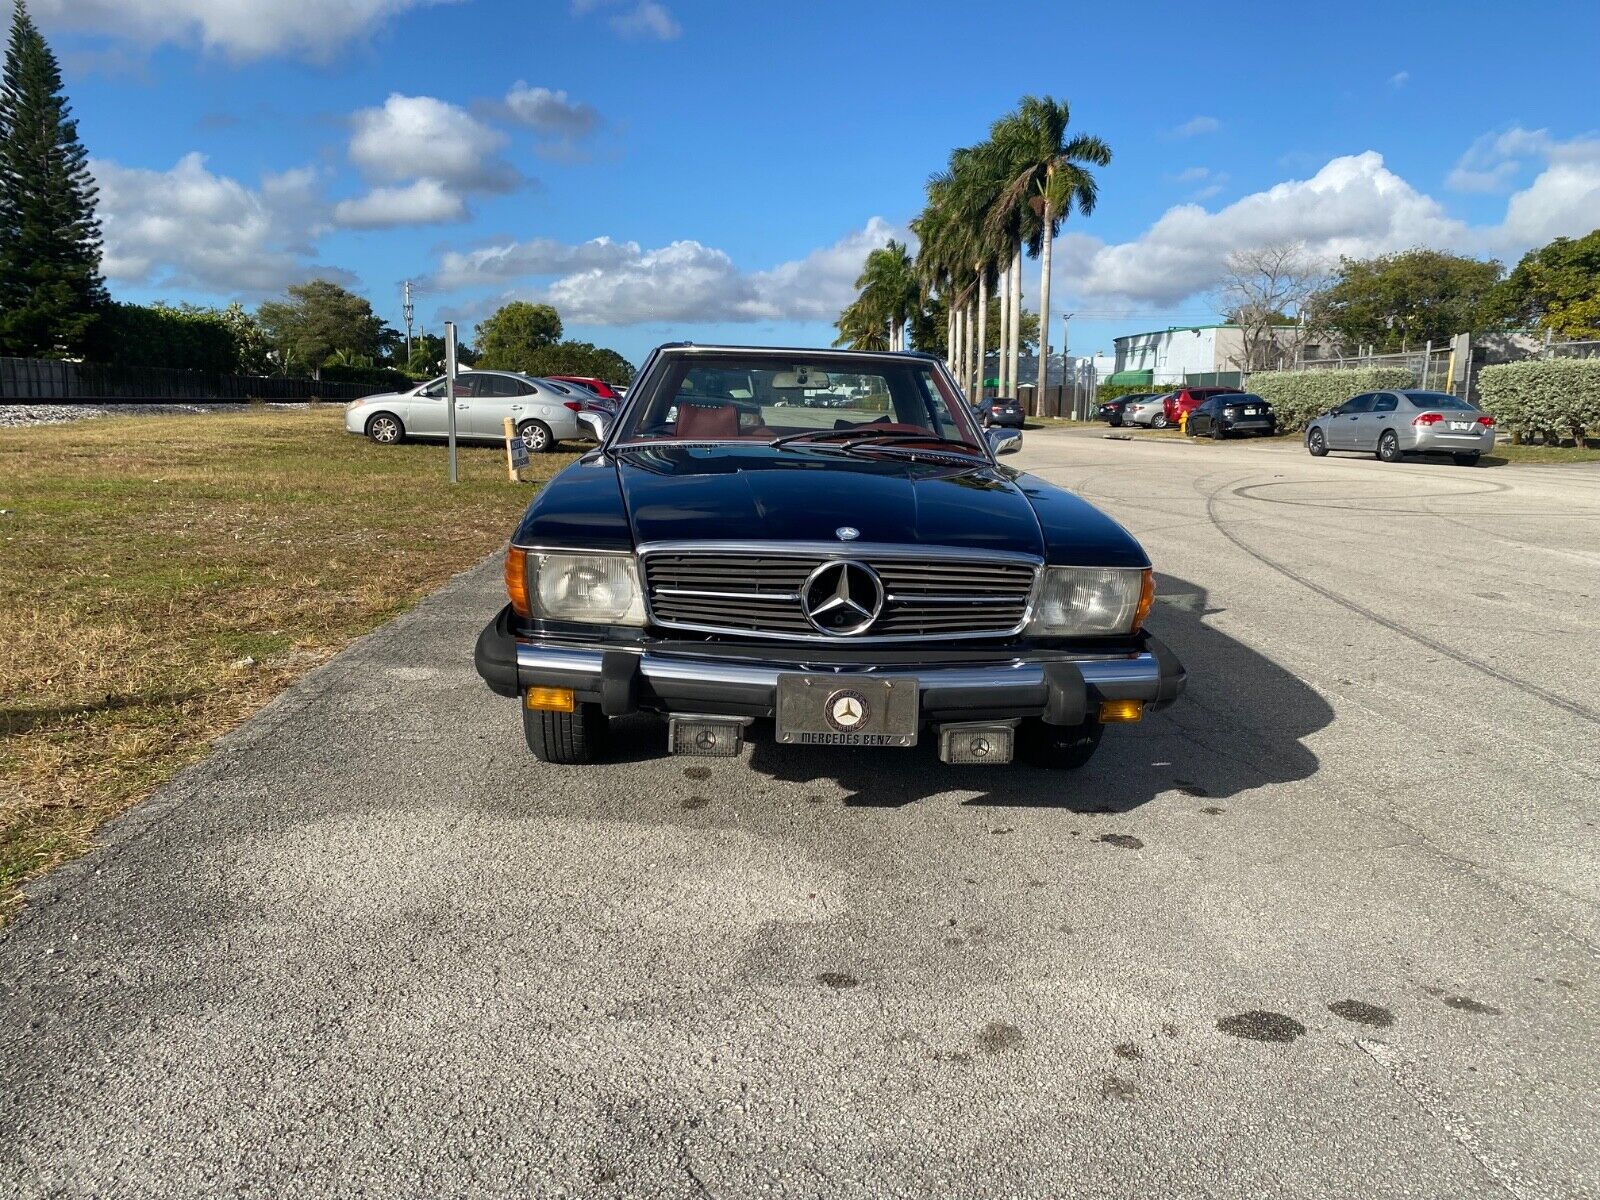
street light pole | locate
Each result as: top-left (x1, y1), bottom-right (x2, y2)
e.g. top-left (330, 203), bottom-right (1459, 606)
top-left (445, 321), bottom-right (459, 485)
top-left (403, 280), bottom-right (415, 367)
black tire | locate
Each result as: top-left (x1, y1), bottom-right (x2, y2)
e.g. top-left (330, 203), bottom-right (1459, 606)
top-left (365, 412), bottom-right (404, 445)
top-left (1453, 452), bottom-right (1480, 467)
top-left (1211, 421), bottom-right (1226, 440)
top-left (1151, 413), bottom-right (1169, 429)
top-left (1108, 413), bottom-right (1123, 427)
top-left (1378, 430), bottom-right (1402, 463)
top-left (1307, 428), bottom-right (1328, 457)
top-left (518, 419), bottom-right (555, 454)
top-left (1023, 718), bottom-right (1104, 770)
top-left (523, 700), bottom-right (608, 764)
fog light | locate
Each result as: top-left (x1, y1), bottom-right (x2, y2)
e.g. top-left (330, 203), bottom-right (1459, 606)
top-left (525, 686), bottom-right (575, 712)
top-left (1098, 699), bottom-right (1144, 723)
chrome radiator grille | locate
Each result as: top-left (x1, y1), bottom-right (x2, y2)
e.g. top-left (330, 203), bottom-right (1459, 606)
top-left (641, 547), bottom-right (1038, 640)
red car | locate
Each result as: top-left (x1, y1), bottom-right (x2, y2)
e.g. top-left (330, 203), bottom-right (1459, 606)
top-left (547, 375), bottom-right (622, 401)
top-left (1164, 385), bottom-right (1244, 426)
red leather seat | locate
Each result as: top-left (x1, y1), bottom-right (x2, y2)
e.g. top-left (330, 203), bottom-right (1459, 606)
top-left (676, 403), bottom-right (739, 439)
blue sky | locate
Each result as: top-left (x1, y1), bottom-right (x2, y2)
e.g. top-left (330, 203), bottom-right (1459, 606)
top-left (32, 0), bottom-right (1600, 365)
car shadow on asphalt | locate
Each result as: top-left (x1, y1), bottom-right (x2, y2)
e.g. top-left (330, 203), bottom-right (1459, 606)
top-left (730, 573), bottom-right (1331, 811)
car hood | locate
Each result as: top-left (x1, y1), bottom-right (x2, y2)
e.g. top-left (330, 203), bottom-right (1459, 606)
top-left (613, 444), bottom-right (1045, 555)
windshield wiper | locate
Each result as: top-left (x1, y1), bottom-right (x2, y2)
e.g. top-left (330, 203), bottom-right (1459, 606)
top-left (836, 433), bottom-right (984, 454)
top-left (767, 428), bottom-right (874, 449)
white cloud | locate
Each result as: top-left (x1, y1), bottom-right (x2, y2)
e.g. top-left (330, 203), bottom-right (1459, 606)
top-left (1173, 115), bottom-right (1220, 137)
top-left (32, 0), bottom-right (450, 61)
top-left (336, 93), bottom-right (522, 229)
top-left (573, 0), bottom-right (681, 39)
top-left (501, 83), bottom-right (601, 137)
top-left (429, 237), bottom-right (640, 290)
top-left (348, 93), bottom-right (518, 191)
top-left (1070, 152), bottom-right (1466, 305)
top-left (1389, 70), bottom-right (1410, 88)
top-left (1173, 166), bottom-right (1211, 184)
top-left (334, 179), bottom-right (466, 229)
top-left (430, 218), bottom-right (898, 326)
top-left (1053, 135), bottom-right (1600, 310)
top-left (92, 152), bottom-right (341, 295)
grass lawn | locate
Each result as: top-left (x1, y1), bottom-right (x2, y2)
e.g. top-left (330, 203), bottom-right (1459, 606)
top-left (0, 406), bottom-right (574, 919)
top-left (1486, 443), bottom-right (1600, 465)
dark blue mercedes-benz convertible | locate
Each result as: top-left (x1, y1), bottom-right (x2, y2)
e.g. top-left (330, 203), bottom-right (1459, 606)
top-left (474, 344), bottom-right (1184, 768)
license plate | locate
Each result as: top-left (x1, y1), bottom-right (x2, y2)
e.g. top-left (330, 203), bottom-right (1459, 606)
top-left (775, 674), bottom-right (919, 747)
top-left (1245, 407), bottom-right (1259, 415)
top-left (1450, 422), bottom-right (1472, 431)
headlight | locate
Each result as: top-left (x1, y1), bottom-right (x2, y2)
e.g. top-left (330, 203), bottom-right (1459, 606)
top-left (527, 552), bottom-right (646, 625)
top-left (1027, 566), bottom-right (1153, 636)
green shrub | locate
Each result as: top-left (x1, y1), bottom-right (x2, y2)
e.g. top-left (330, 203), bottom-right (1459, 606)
top-left (1247, 367), bottom-right (1415, 431)
top-left (317, 364), bottom-right (419, 390)
top-left (1477, 358), bottom-right (1600, 443)
top-left (90, 302), bottom-right (241, 373)
top-left (1096, 383), bottom-right (1164, 402)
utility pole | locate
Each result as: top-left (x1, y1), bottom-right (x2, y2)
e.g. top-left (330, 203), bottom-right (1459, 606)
top-left (1061, 313), bottom-right (1073, 418)
top-left (402, 280), bottom-right (415, 367)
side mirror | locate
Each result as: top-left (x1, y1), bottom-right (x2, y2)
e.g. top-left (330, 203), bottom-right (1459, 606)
top-left (577, 410), bottom-right (611, 442)
top-left (986, 427), bottom-right (1022, 456)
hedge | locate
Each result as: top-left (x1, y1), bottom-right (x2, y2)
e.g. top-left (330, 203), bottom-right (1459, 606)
top-left (317, 364), bottom-right (420, 390)
top-left (1096, 383), bottom-right (1165, 403)
top-left (1477, 358), bottom-right (1600, 444)
top-left (1246, 367), bottom-right (1415, 432)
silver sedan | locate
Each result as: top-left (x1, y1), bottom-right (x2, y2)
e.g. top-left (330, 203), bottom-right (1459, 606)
top-left (1306, 389), bottom-right (1496, 466)
top-left (344, 370), bottom-right (587, 453)
top-left (1123, 392), bottom-right (1174, 428)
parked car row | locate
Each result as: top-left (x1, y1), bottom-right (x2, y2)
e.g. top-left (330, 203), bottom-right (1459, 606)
top-left (345, 370), bottom-right (594, 453)
top-left (1097, 381), bottom-right (1494, 467)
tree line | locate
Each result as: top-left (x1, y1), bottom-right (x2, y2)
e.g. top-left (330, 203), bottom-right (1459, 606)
top-left (0, 2), bottom-right (633, 386)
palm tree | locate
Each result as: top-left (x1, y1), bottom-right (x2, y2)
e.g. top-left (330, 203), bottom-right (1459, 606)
top-left (854, 239), bottom-right (918, 351)
top-left (832, 299), bottom-right (890, 351)
top-left (989, 96), bottom-right (1110, 397)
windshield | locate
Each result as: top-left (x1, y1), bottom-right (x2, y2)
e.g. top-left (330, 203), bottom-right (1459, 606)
top-left (617, 356), bottom-right (981, 449)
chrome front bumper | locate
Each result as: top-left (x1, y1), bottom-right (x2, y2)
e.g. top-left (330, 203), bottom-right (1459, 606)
top-left (475, 607), bottom-right (1186, 725)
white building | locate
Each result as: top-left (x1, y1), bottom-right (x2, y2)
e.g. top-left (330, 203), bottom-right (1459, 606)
top-left (1111, 325), bottom-right (1245, 387)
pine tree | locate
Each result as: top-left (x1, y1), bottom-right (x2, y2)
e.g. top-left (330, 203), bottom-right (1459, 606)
top-left (0, 0), bottom-right (106, 358)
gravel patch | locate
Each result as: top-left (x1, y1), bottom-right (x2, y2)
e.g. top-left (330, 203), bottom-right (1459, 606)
top-left (0, 402), bottom-right (310, 428)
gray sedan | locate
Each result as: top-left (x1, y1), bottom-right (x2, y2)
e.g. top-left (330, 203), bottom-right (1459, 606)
top-left (1306, 389), bottom-right (1496, 466)
top-left (344, 370), bottom-right (587, 453)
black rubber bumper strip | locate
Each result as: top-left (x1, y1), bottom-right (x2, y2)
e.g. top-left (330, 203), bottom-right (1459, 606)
top-left (473, 605), bottom-right (521, 698)
top-left (1144, 632), bottom-right (1187, 708)
top-left (1042, 661), bottom-right (1088, 726)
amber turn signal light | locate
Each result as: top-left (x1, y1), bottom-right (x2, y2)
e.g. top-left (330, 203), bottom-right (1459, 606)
top-left (504, 546), bottom-right (530, 617)
top-left (524, 686), bottom-right (575, 712)
top-left (1098, 699), bottom-right (1144, 723)
top-left (1132, 569), bottom-right (1155, 632)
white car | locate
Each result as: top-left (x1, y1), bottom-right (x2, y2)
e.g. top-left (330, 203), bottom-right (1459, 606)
top-left (1124, 393), bottom-right (1174, 428)
top-left (344, 370), bottom-right (587, 453)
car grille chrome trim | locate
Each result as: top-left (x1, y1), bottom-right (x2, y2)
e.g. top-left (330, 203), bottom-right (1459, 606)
top-left (638, 541), bottom-right (1040, 642)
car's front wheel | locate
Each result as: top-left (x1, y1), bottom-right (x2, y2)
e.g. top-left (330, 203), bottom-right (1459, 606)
top-left (1307, 428), bottom-right (1328, 457)
top-left (1378, 430), bottom-right (1403, 463)
top-left (365, 413), bottom-right (405, 445)
top-left (1023, 718), bottom-right (1104, 770)
top-left (518, 419), bottom-right (555, 454)
top-left (523, 699), bottom-right (608, 763)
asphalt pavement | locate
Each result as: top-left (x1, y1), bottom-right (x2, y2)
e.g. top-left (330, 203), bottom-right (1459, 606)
top-left (3, 429), bottom-right (1597, 1198)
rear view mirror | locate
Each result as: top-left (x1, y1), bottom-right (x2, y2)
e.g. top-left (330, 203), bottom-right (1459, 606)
top-left (771, 367), bottom-right (831, 390)
top-left (986, 427), bottom-right (1022, 456)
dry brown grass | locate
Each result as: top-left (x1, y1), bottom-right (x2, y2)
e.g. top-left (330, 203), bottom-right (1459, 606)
top-left (0, 406), bottom-right (574, 918)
